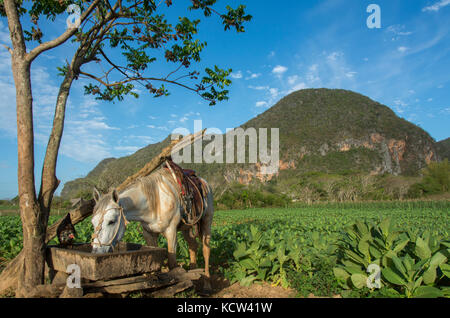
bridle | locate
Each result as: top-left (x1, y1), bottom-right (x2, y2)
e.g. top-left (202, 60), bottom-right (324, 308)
top-left (91, 204), bottom-right (128, 248)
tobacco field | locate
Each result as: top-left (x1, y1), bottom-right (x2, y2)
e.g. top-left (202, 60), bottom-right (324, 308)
top-left (1, 201), bottom-right (449, 298)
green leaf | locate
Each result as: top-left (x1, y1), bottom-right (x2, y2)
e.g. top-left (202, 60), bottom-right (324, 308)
top-left (355, 220), bottom-right (369, 236)
top-left (351, 273), bottom-right (368, 289)
top-left (259, 257), bottom-right (272, 268)
top-left (422, 266), bottom-right (437, 285)
top-left (415, 237), bottom-right (432, 260)
top-left (240, 275), bottom-right (257, 287)
top-left (345, 249), bottom-right (368, 267)
top-left (240, 258), bottom-right (257, 271)
top-left (413, 286), bottom-right (443, 298)
top-left (393, 238), bottom-right (409, 253)
top-left (439, 263), bottom-right (450, 278)
top-left (369, 245), bottom-right (382, 259)
top-left (333, 267), bottom-right (350, 281)
top-left (379, 218), bottom-right (391, 237)
top-left (382, 268), bottom-right (407, 286)
top-left (413, 276), bottom-right (423, 290)
top-left (429, 251), bottom-right (447, 267)
top-left (358, 239), bottom-right (370, 260)
top-left (391, 256), bottom-right (407, 278)
top-left (233, 242), bottom-right (249, 260)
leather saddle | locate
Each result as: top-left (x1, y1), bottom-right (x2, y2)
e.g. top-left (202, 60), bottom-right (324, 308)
top-left (164, 159), bottom-right (205, 226)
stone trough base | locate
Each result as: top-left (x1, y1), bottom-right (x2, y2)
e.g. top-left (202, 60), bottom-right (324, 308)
top-left (53, 267), bottom-right (204, 298)
top-left (44, 243), bottom-right (204, 298)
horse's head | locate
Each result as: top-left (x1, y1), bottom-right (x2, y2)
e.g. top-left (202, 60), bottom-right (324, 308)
top-left (91, 187), bottom-right (128, 254)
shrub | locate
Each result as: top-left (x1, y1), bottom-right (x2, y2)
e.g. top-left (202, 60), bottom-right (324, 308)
top-left (408, 160), bottom-right (450, 198)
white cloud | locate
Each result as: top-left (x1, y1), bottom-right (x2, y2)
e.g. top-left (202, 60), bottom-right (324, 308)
top-left (268, 51), bottom-right (275, 58)
top-left (179, 116), bottom-right (188, 123)
top-left (397, 46), bottom-right (409, 53)
top-left (287, 75), bottom-right (299, 85)
top-left (288, 82), bottom-right (307, 93)
top-left (245, 72), bottom-right (261, 80)
top-left (230, 70), bottom-right (243, 79)
top-left (422, 0), bottom-right (450, 12)
top-left (306, 64), bottom-right (321, 83)
top-left (114, 146), bottom-right (140, 154)
top-left (58, 97), bottom-right (122, 163)
top-left (248, 85), bottom-right (269, 90)
top-left (272, 65), bottom-right (288, 76)
top-left (269, 88), bottom-right (279, 99)
top-left (327, 52), bottom-right (343, 61)
top-left (393, 99), bottom-right (408, 114)
top-left (0, 21), bottom-right (11, 46)
top-left (255, 101), bottom-right (268, 108)
top-left (0, 50), bottom-right (16, 136)
top-left (387, 25), bottom-right (413, 41)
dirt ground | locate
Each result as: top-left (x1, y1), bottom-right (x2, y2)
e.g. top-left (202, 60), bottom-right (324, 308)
top-left (206, 273), bottom-right (297, 298)
top-left (191, 271), bottom-right (341, 299)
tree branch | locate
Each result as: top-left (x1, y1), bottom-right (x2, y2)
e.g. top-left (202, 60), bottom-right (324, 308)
top-left (1, 44), bottom-right (13, 54)
top-left (26, 0), bottom-right (102, 63)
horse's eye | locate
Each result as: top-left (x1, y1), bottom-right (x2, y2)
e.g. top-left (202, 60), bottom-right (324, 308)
top-left (107, 220), bottom-right (116, 225)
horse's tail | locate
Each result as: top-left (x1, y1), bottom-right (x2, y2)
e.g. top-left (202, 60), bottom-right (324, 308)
top-left (198, 178), bottom-right (214, 239)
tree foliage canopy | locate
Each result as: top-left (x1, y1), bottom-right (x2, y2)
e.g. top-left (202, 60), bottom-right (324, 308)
top-left (1, 0), bottom-right (252, 105)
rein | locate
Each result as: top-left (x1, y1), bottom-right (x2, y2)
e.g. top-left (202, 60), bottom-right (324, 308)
top-left (91, 204), bottom-right (128, 248)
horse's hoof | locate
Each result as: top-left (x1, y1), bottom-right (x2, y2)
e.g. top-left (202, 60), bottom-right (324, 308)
top-left (198, 287), bottom-right (213, 297)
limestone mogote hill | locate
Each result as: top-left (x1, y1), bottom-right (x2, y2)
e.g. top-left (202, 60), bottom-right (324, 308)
top-left (61, 88), bottom-right (449, 200)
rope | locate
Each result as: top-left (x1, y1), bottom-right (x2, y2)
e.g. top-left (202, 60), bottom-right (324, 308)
top-left (91, 205), bottom-right (128, 248)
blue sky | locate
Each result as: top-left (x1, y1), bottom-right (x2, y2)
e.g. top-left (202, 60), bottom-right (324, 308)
top-left (0, 0), bottom-right (449, 199)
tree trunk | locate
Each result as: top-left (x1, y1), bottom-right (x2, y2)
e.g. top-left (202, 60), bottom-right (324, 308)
top-left (38, 72), bottom-right (75, 220)
top-left (5, 0), bottom-right (46, 295)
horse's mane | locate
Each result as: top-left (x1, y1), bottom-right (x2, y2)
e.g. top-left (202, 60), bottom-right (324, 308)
top-left (136, 167), bottom-right (180, 213)
top-left (93, 193), bottom-right (114, 216)
top-left (94, 167), bottom-right (181, 215)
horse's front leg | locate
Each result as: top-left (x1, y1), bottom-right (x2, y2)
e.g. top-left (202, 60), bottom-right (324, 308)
top-left (163, 225), bottom-right (178, 270)
top-left (141, 223), bottom-right (159, 247)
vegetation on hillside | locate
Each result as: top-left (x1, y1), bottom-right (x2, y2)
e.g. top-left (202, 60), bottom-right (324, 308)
top-left (408, 160), bottom-right (450, 198)
top-left (60, 89), bottom-right (445, 202)
top-left (436, 138), bottom-right (450, 161)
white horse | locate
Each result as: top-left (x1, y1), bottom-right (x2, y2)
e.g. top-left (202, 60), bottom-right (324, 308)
top-left (90, 165), bottom-right (214, 291)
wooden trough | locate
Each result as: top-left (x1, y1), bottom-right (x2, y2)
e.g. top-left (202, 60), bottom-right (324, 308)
top-left (46, 243), bottom-right (166, 281)
top-left (45, 243), bottom-right (203, 297)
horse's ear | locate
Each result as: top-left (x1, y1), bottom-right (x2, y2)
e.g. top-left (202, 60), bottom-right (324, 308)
top-left (112, 189), bottom-right (119, 204)
top-left (93, 187), bottom-right (101, 203)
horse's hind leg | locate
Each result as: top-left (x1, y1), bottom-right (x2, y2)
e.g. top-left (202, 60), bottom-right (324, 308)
top-left (199, 215), bottom-right (213, 293)
top-left (182, 229), bottom-right (199, 269)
